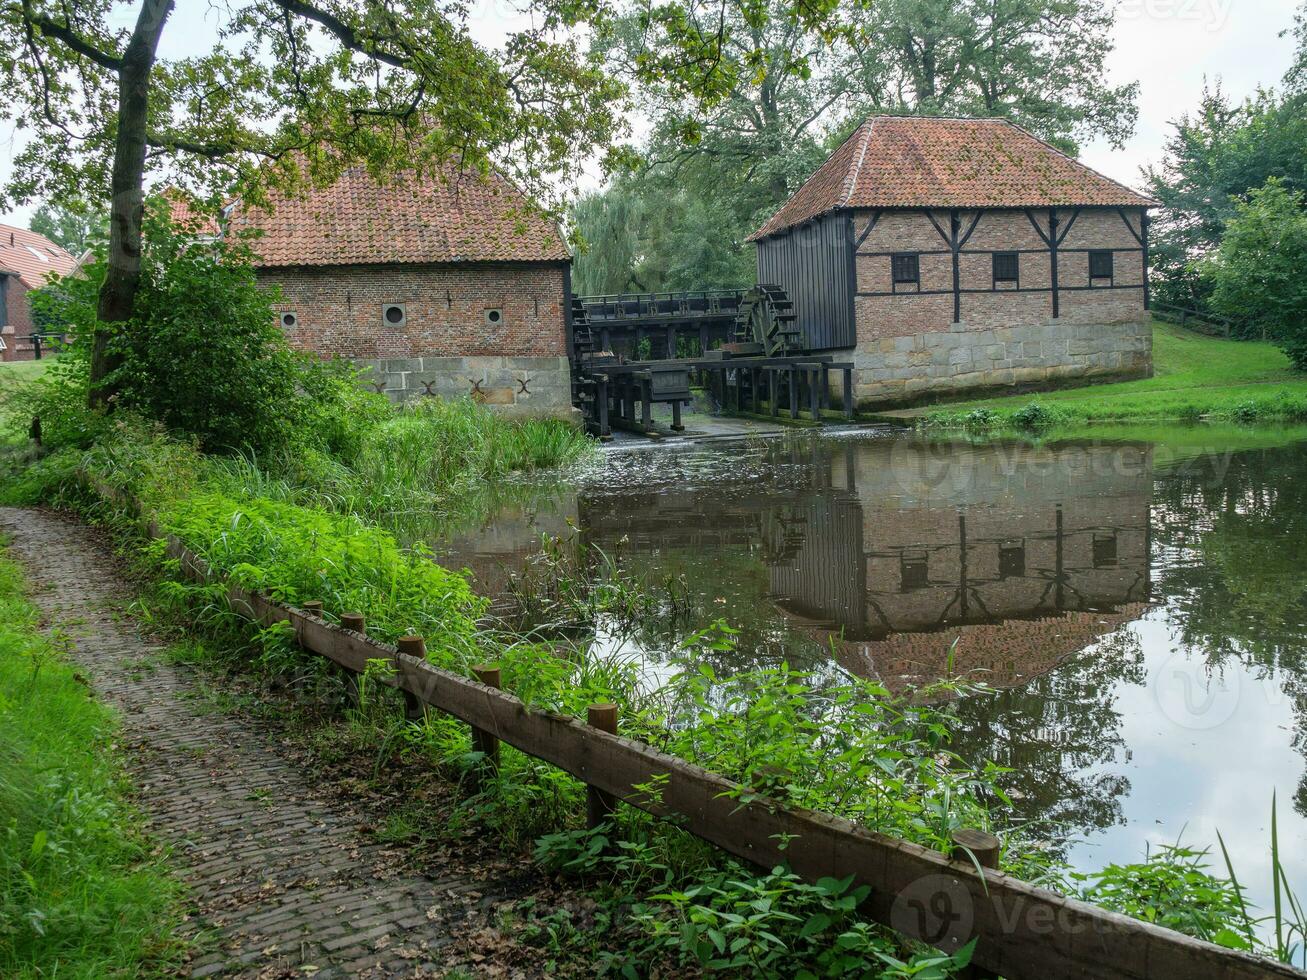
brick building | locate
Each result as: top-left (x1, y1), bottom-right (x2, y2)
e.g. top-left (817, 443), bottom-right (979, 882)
top-left (748, 116), bottom-right (1156, 407)
top-left (0, 223), bottom-right (80, 362)
top-left (207, 166), bottom-right (573, 415)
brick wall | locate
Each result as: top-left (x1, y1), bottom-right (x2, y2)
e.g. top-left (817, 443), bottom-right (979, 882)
top-left (843, 206), bottom-right (1151, 405)
top-left (852, 207), bottom-right (1147, 341)
top-left (1, 277), bottom-right (37, 362)
top-left (255, 261), bottom-right (568, 359)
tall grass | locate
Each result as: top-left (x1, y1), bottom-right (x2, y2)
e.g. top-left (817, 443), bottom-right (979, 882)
top-left (0, 549), bottom-right (181, 977)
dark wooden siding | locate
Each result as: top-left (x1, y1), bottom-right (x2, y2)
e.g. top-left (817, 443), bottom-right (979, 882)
top-left (755, 210), bottom-right (854, 351)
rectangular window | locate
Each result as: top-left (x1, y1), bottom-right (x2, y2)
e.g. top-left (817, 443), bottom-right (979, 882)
top-left (900, 552), bottom-right (929, 592)
top-left (1089, 250), bottom-right (1114, 279)
top-left (992, 252), bottom-right (1019, 284)
top-left (891, 253), bottom-right (920, 285)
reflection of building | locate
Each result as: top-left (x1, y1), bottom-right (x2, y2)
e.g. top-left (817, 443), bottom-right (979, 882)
top-left (446, 436), bottom-right (1153, 692)
top-left (774, 440), bottom-right (1152, 690)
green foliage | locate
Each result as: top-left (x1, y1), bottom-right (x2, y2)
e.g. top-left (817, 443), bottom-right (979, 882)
top-left (29, 210), bottom-right (376, 454)
top-left (1145, 12), bottom-right (1307, 314)
top-left (628, 867), bottom-right (975, 977)
top-left (1076, 843), bottom-right (1253, 950)
top-left (1205, 180), bottom-right (1307, 369)
top-left (0, 550), bottom-right (181, 976)
top-left (28, 200), bottom-right (106, 253)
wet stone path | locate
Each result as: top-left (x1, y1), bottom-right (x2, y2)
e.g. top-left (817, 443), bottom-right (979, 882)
top-left (0, 508), bottom-right (513, 978)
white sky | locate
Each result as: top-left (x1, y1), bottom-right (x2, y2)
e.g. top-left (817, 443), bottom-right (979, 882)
top-left (1, 0), bottom-right (1302, 227)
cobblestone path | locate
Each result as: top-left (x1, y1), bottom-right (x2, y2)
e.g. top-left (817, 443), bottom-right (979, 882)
top-left (0, 507), bottom-right (518, 978)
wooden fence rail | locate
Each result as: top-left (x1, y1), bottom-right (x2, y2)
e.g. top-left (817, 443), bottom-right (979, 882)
top-left (96, 480), bottom-right (1300, 980)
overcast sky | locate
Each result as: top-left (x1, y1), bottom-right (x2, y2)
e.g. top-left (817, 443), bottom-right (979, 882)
top-left (1, 0), bottom-right (1302, 228)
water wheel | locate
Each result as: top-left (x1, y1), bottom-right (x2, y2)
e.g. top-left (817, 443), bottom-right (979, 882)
top-left (734, 285), bottom-right (802, 356)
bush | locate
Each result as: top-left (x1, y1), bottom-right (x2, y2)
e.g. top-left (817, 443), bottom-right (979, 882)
top-left (1205, 179), bottom-right (1307, 369)
top-left (27, 206), bottom-right (375, 455)
top-left (1010, 401), bottom-right (1063, 431)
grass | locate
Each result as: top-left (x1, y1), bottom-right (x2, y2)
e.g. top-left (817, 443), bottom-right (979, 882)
top-left (907, 321), bottom-right (1307, 426)
top-left (0, 542), bottom-right (182, 977)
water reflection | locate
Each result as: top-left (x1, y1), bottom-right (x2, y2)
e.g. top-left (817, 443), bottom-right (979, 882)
top-left (439, 431), bottom-right (1307, 903)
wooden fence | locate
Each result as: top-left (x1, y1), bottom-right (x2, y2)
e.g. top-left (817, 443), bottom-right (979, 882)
top-left (101, 480), bottom-right (1302, 980)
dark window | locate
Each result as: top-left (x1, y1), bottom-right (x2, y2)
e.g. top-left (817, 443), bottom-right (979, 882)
top-left (382, 303), bottom-right (406, 327)
top-left (1090, 251), bottom-right (1114, 279)
top-left (891, 253), bottom-right (920, 285)
top-left (999, 542), bottom-right (1026, 579)
top-left (485, 308), bottom-right (503, 325)
top-left (1093, 532), bottom-right (1118, 568)
top-left (900, 552), bottom-right (929, 592)
top-left (993, 252), bottom-right (1019, 284)
top-left (279, 311), bottom-right (298, 329)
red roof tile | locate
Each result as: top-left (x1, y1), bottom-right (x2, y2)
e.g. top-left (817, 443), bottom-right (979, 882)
top-left (749, 116), bottom-right (1156, 240)
top-left (0, 223), bottom-right (81, 291)
top-left (163, 190), bottom-right (222, 237)
top-left (228, 164), bottom-right (569, 267)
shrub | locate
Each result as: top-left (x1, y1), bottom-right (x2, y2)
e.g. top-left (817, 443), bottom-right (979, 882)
top-left (1011, 401), bottom-right (1062, 430)
top-left (1205, 179), bottom-right (1307, 369)
top-left (27, 206), bottom-right (377, 455)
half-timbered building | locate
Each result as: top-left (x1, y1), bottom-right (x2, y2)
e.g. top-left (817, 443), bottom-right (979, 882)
top-left (747, 116), bottom-right (1155, 407)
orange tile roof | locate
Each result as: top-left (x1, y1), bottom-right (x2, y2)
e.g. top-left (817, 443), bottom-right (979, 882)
top-left (163, 190), bottom-right (222, 237)
top-left (749, 116), bottom-right (1156, 240)
top-left (0, 223), bottom-right (81, 290)
top-left (227, 164), bottom-right (569, 267)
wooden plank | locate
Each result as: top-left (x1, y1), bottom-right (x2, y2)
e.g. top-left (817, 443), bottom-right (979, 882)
top-left (87, 473), bottom-right (1305, 980)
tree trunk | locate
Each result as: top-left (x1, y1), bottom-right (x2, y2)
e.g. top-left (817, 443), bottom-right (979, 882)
top-left (89, 0), bottom-right (174, 408)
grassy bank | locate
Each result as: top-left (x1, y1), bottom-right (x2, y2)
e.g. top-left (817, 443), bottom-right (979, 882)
top-left (0, 544), bottom-right (181, 977)
top-left (908, 321), bottom-right (1307, 427)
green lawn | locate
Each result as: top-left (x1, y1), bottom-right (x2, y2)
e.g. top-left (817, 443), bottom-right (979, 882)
top-left (899, 322), bottom-right (1307, 425)
top-left (0, 543), bottom-right (182, 978)
top-left (0, 358), bottom-right (52, 391)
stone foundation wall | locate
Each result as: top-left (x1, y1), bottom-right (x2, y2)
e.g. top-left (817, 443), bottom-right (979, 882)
top-left (356, 354), bottom-right (575, 418)
top-left (843, 318), bottom-right (1152, 408)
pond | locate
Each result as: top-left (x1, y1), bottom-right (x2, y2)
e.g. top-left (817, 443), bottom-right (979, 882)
top-left (437, 424), bottom-right (1307, 912)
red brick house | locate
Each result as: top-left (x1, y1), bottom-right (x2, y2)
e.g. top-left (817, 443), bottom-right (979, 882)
top-left (748, 117), bottom-right (1155, 407)
top-left (0, 223), bottom-right (80, 361)
top-left (182, 166), bottom-right (574, 415)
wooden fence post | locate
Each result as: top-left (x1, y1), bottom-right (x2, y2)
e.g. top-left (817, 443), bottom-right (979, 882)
top-left (338, 612), bottom-right (365, 706)
top-left (952, 829), bottom-right (1002, 980)
top-left (469, 665), bottom-right (501, 790)
top-left (302, 600), bottom-right (323, 617)
top-left (396, 635), bottom-right (426, 722)
top-left (586, 703), bottom-right (619, 828)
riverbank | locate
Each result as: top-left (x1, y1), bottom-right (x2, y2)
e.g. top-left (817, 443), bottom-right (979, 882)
top-left (0, 541), bottom-right (182, 978)
top-left (874, 321), bottom-right (1307, 427)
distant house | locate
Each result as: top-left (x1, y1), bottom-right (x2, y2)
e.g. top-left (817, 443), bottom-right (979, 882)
top-left (748, 116), bottom-right (1156, 407)
top-left (0, 223), bottom-right (80, 362)
top-left (173, 166), bottom-right (574, 416)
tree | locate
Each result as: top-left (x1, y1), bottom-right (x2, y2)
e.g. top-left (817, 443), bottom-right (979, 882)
top-left (573, 0), bottom-right (1140, 294)
top-left (1204, 180), bottom-right (1307, 366)
top-left (29, 200), bottom-right (107, 253)
top-left (2, 0), bottom-right (630, 406)
top-left (846, 0), bottom-right (1139, 151)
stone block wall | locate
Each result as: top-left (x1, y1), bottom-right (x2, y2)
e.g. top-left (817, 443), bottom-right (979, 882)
top-left (356, 354), bottom-right (574, 418)
top-left (842, 317), bottom-right (1152, 407)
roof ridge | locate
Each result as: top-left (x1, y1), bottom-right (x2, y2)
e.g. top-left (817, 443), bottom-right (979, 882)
top-left (839, 118), bottom-right (875, 209)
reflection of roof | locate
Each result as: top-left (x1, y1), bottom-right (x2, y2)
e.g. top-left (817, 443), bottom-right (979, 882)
top-left (0, 223), bottom-right (80, 290)
top-left (749, 116), bottom-right (1155, 240)
top-left (229, 164), bottom-right (569, 267)
top-left (831, 604), bottom-right (1149, 693)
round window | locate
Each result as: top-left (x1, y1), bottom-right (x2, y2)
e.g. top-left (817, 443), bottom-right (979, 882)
top-left (485, 308), bottom-right (503, 325)
top-left (280, 311), bottom-right (297, 329)
top-left (384, 304), bottom-right (405, 325)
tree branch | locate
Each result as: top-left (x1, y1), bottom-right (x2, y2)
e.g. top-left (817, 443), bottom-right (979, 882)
top-left (267, 0), bottom-right (407, 69)
top-left (18, 0), bottom-right (123, 70)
